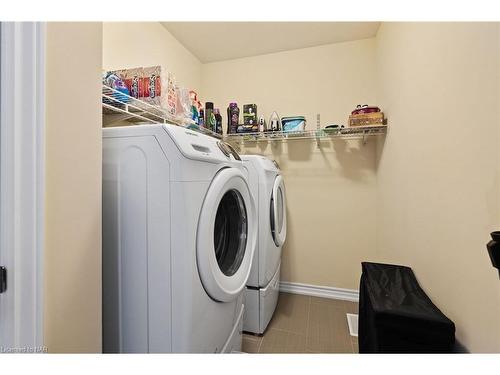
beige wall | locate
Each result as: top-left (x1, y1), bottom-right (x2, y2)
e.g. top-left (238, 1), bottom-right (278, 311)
top-left (201, 39), bottom-right (379, 290)
top-left (45, 22), bottom-right (103, 353)
top-left (201, 38), bottom-right (376, 133)
top-left (238, 139), bottom-right (378, 290)
top-left (102, 22), bottom-right (202, 91)
top-left (375, 22), bottom-right (500, 353)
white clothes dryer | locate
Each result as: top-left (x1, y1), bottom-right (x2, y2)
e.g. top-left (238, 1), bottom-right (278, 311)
top-left (240, 155), bottom-right (287, 334)
top-left (102, 124), bottom-right (257, 353)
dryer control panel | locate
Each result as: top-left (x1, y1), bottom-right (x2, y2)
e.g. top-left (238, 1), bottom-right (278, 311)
top-left (163, 124), bottom-right (232, 163)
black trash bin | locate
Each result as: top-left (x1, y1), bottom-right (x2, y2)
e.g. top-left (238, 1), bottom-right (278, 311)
top-left (358, 262), bottom-right (455, 353)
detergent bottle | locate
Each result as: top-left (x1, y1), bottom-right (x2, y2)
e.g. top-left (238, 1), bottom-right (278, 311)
top-left (214, 108), bottom-right (223, 135)
top-left (227, 102), bottom-right (239, 134)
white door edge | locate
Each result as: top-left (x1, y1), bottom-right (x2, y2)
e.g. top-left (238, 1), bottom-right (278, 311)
top-left (0, 22), bottom-right (46, 352)
top-left (197, 168), bottom-right (257, 302)
top-left (271, 175), bottom-right (287, 247)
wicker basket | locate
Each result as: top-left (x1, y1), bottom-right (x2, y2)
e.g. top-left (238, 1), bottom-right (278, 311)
top-left (349, 112), bottom-right (385, 127)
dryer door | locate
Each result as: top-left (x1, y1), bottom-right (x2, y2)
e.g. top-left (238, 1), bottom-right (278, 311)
top-left (197, 168), bottom-right (257, 302)
top-left (270, 175), bottom-right (287, 247)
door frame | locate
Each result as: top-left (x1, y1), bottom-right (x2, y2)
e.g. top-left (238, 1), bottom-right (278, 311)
top-left (0, 22), bottom-right (46, 352)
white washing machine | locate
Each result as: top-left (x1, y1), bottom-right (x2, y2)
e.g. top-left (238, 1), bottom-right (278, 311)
top-left (102, 124), bottom-right (257, 353)
top-left (241, 155), bottom-right (287, 334)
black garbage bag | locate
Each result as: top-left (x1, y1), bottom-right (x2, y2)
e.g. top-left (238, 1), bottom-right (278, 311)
top-left (358, 262), bottom-right (455, 353)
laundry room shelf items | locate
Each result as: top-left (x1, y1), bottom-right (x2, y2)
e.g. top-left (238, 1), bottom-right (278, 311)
top-left (102, 85), bottom-right (222, 139)
top-left (224, 125), bottom-right (387, 145)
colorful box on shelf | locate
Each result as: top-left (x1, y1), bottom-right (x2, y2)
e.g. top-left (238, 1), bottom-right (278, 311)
top-left (101, 85), bottom-right (222, 139)
top-left (348, 112), bottom-right (385, 127)
top-left (108, 65), bottom-right (177, 116)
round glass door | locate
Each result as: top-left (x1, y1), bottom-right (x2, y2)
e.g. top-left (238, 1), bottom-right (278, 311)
top-left (271, 175), bottom-right (287, 247)
top-left (214, 190), bottom-right (247, 276)
top-left (197, 168), bottom-right (257, 302)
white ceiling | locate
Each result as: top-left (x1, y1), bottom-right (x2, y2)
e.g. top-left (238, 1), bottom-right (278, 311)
top-left (162, 22), bottom-right (380, 63)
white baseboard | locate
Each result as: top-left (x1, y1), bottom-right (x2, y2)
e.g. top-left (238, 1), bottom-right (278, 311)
top-left (279, 281), bottom-right (359, 302)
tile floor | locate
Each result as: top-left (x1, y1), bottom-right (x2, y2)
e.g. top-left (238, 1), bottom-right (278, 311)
top-left (242, 292), bottom-right (359, 354)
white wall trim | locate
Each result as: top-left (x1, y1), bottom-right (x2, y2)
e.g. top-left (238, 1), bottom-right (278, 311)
top-left (280, 281), bottom-right (359, 302)
top-left (0, 22), bottom-right (46, 351)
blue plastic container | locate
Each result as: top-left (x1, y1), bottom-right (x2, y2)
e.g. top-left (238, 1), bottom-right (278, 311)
top-left (281, 116), bottom-right (306, 132)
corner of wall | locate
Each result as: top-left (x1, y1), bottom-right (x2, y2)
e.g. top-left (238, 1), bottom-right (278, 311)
top-left (374, 22), bottom-right (500, 353)
top-left (102, 22), bottom-right (202, 92)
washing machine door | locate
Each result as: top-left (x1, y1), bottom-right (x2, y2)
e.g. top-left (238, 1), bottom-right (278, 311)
top-left (270, 175), bottom-right (287, 247)
top-left (197, 167), bottom-right (257, 302)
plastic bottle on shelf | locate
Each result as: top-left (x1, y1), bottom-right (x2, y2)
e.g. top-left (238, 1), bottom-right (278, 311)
top-left (199, 109), bottom-right (205, 128)
top-left (214, 108), bottom-right (223, 135)
top-left (208, 111), bottom-right (216, 132)
top-left (227, 102), bottom-right (239, 134)
top-left (258, 116), bottom-right (266, 133)
top-left (191, 105), bottom-right (199, 125)
top-left (205, 102), bottom-right (214, 131)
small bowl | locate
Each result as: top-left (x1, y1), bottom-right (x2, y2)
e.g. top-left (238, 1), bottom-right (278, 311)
top-left (491, 231), bottom-right (500, 242)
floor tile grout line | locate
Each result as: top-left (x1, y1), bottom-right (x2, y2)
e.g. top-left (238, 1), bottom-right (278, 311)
top-left (305, 295), bottom-right (311, 351)
top-left (266, 327), bottom-right (303, 334)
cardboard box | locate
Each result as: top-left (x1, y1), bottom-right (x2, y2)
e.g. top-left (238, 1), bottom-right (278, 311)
top-left (113, 66), bottom-right (175, 115)
top-left (116, 67), bottom-right (144, 99)
top-left (142, 66), bottom-right (162, 107)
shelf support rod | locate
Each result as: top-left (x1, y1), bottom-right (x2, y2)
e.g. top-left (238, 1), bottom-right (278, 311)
top-left (316, 113), bottom-right (321, 148)
top-left (362, 131), bottom-right (368, 145)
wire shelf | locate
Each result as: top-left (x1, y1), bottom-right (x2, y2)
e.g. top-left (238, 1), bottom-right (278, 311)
top-left (224, 125), bottom-right (387, 144)
top-left (102, 85), bottom-right (222, 139)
